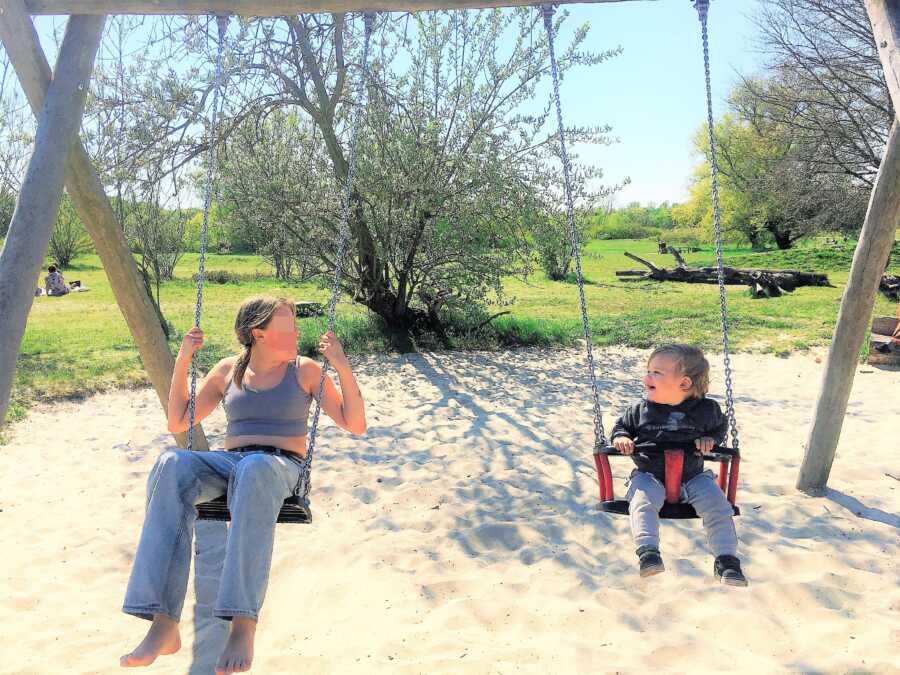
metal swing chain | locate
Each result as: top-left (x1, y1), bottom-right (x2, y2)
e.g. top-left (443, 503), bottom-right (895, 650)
top-left (296, 12), bottom-right (376, 502)
top-left (693, 0), bottom-right (739, 451)
top-left (541, 4), bottom-right (607, 448)
top-left (188, 15), bottom-right (230, 451)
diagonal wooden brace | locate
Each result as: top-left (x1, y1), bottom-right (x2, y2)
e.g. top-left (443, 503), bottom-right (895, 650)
top-left (0, 13), bottom-right (106, 428)
top-left (0, 0), bottom-right (206, 448)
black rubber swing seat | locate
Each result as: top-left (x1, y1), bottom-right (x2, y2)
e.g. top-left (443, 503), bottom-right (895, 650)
top-left (599, 498), bottom-right (739, 520)
top-left (196, 494), bottom-right (312, 524)
top-left (593, 440), bottom-right (741, 520)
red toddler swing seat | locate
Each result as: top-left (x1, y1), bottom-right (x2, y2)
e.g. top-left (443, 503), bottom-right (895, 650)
top-left (593, 440), bottom-right (741, 520)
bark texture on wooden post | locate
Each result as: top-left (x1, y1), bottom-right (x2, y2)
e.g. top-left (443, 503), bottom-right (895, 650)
top-left (0, 0), bottom-right (204, 447)
top-left (797, 121), bottom-right (900, 492)
top-left (0, 13), bottom-right (105, 427)
top-left (866, 0), bottom-right (900, 112)
top-left (23, 0), bottom-right (650, 15)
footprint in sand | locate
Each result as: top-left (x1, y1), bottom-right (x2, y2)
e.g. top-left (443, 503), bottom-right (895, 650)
top-left (352, 486), bottom-right (378, 504)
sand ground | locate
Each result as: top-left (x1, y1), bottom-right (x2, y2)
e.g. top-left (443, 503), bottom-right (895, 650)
top-left (1, 347), bottom-right (898, 674)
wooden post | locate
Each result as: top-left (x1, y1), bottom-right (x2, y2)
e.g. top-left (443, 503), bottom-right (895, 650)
top-left (796, 134), bottom-right (898, 483)
top-left (0, 14), bottom-right (105, 427)
top-left (798, 1), bottom-right (900, 492)
top-left (797, 123), bottom-right (900, 492)
top-left (0, 0), bottom-right (205, 448)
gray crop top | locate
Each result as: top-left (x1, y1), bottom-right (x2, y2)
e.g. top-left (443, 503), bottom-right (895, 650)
top-left (223, 360), bottom-right (313, 438)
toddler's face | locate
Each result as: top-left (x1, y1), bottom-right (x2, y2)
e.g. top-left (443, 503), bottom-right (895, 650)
top-left (643, 355), bottom-right (693, 405)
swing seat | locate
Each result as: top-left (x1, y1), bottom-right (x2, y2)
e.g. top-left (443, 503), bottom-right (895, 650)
top-left (598, 499), bottom-right (735, 520)
top-left (197, 494), bottom-right (312, 524)
top-left (593, 441), bottom-right (740, 520)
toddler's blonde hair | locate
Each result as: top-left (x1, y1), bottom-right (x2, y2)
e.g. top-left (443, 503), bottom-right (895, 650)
top-left (649, 343), bottom-right (710, 398)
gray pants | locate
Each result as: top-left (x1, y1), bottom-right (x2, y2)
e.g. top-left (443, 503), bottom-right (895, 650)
top-left (626, 470), bottom-right (738, 557)
top-left (122, 449), bottom-right (301, 622)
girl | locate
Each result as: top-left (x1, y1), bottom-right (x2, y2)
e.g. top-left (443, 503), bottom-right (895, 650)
top-left (121, 295), bottom-right (366, 674)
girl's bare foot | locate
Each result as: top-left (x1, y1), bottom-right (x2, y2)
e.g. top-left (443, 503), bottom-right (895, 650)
top-left (215, 616), bottom-right (257, 674)
top-left (120, 614), bottom-right (181, 668)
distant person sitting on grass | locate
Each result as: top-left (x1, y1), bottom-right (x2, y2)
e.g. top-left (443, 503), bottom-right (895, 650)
top-left (611, 344), bottom-right (748, 587)
top-left (44, 265), bottom-right (69, 296)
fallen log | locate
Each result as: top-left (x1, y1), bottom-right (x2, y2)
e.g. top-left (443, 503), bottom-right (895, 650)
top-left (616, 251), bottom-right (831, 298)
top-left (879, 274), bottom-right (900, 301)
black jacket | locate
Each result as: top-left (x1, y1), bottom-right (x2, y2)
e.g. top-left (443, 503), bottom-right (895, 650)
top-left (610, 397), bottom-right (728, 483)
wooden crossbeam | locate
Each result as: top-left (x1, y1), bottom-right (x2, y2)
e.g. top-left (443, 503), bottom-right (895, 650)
top-left (22, 0), bottom-right (653, 16)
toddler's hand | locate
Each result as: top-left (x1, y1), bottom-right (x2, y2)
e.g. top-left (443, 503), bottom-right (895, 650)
top-left (613, 437), bottom-right (635, 455)
top-left (695, 437), bottom-right (716, 454)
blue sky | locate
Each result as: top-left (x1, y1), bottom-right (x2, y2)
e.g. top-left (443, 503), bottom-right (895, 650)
top-left (553, 0), bottom-right (765, 207)
top-left (23, 1), bottom-right (766, 209)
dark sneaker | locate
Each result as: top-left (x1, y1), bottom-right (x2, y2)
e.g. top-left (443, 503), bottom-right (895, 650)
top-left (714, 555), bottom-right (748, 587)
top-left (636, 546), bottom-right (665, 578)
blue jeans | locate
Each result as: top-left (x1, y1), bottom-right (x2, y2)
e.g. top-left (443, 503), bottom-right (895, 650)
top-left (626, 469), bottom-right (738, 557)
top-left (122, 448), bottom-right (302, 622)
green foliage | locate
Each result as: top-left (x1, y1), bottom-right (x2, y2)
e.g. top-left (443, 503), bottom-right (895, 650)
top-left (210, 10), bottom-right (618, 341)
top-left (62, 11), bottom-right (623, 345)
top-left (529, 211), bottom-right (592, 281)
top-left (11, 240), bottom-right (899, 428)
top-left (0, 188), bottom-right (14, 238)
top-left (182, 205), bottom-right (243, 254)
top-left (591, 221), bottom-right (661, 241)
top-left (48, 196), bottom-right (94, 268)
top-left (679, 84), bottom-right (869, 250)
top-left (217, 111), bottom-right (323, 281)
top-left (48, 195), bottom-right (94, 268)
top-left (199, 270), bottom-right (245, 284)
top-left (124, 191), bottom-right (187, 283)
top-left (0, 84), bottom-right (31, 240)
top-left (590, 202), bottom-right (673, 240)
top-left (662, 227), bottom-right (707, 249)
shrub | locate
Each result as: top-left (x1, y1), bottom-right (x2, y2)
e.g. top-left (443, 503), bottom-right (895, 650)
top-left (48, 197), bottom-right (93, 267)
top-left (199, 269), bottom-right (242, 284)
top-left (190, 270), bottom-right (277, 284)
top-left (663, 227), bottom-right (706, 249)
top-left (0, 189), bottom-right (14, 238)
top-left (527, 211), bottom-right (592, 281)
top-left (590, 222), bottom-right (661, 240)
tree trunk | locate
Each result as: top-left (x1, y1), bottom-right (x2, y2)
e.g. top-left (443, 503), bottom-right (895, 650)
top-left (616, 252), bottom-right (831, 296)
top-left (362, 288), bottom-right (417, 352)
top-left (747, 228), bottom-right (764, 251)
top-left (768, 221), bottom-right (794, 249)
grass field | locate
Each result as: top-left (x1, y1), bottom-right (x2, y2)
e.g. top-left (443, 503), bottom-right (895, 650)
top-left (8, 237), bottom-right (899, 425)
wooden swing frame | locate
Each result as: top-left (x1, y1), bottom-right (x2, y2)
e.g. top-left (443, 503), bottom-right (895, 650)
top-left (0, 0), bottom-right (898, 493)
